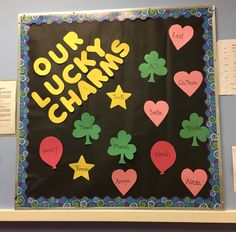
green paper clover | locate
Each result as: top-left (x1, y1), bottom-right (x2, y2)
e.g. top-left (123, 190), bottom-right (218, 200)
top-left (72, 112), bottom-right (101, 145)
top-left (139, 50), bottom-right (167, 83)
top-left (107, 130), bottom-right (137, 164)
top-left (180, 112), bottom-right (209, 146)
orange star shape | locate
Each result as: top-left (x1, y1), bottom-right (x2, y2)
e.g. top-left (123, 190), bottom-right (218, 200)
top-left (69, 155), bottom-right (95, 180)
top-left (106, 85), bottom-right (132, 109)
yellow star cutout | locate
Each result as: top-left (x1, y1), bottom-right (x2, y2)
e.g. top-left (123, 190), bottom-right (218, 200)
top-left (106, 85), bottom-right (132, 109)
top-left (69, 155), bottom-right (95, 181)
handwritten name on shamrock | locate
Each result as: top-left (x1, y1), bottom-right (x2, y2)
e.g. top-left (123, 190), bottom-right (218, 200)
top-left (31, 31), bottom-right (130, 124)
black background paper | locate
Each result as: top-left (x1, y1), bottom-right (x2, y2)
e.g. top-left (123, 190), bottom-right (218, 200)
top-left (26, 16), bottom-right (210, 199)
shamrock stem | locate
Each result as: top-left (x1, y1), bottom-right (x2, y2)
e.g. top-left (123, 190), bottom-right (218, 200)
top-left (85, 135), bottom-right (92, 145)
top-left (192, 136), bottom-right (199, 146)
top-left (148, 73), bottom-right (155, 83)
top-left (118, 154), bottom-right (126, 164)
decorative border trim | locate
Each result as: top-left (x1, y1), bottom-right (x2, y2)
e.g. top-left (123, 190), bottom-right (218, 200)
top-left (17, 6), bottom-right (221, 208)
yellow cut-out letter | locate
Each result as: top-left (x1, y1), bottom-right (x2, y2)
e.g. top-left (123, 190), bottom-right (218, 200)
top-left (44, 74), bottom-right (65, 95)
top-left (87, 68), bottom-right (108, 88)
top-left (86, 38), bottom-right (105, 57)
top-left (48, 103), bottom-right (68, 124)
top-left (33, 57), bottom-right (51, 76)
top-left (78, 80), bottom-right (97, 101)
top-left (48, 43), bottom-right (69, 64)
top-left (63, 31), bottom-right (84, 50)
top-left (62, 64), bottom-right (82, 84)
top-left (74, 51), bottom-right (96, 73)
top-left (60, 90), bottom-right (82, 112)
top-left (100, 54), bottom-right (123, 77)
top-left (111, 40), bottom-right (130, 58)
top-left (31, 92), bottom-right (51, 108)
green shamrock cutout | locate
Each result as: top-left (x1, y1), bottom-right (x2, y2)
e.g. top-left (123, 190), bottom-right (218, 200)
top-left (72, 112), bottom-right (101, 145)
top-left (180, 112), bottom-right (209, 146)
top-left (107, 130), bottom-right (137, 164)
top-left (139, 50), bottom-right (167, 83)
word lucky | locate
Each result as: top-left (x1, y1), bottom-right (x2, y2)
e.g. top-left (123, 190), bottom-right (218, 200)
top-left (31, 31), bottom-right (130, 124)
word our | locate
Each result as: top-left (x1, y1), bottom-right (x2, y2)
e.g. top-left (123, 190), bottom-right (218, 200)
top-left (31, 31), bottom-right (130, 124)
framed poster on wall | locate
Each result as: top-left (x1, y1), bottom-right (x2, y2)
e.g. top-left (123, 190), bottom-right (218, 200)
top-left (17, 5), bottom-right (223, 209)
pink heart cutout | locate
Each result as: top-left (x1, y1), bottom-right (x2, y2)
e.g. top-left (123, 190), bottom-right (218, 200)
top-left (169, 24), bottom-right (194, 50)
top-left (181, 168), bottom-right (207, 197)
top-left (174, 71), bottom-right (203, 97)
top-left (144, 100), bottom-right (169, 127)
top-left (112, 169), bottom-right (137, 196)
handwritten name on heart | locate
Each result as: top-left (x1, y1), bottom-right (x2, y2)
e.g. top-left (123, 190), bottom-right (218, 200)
top-left (169, 24), bottom-right (194, 50)
top-left (144, 100), bottom-right (169, 127)
top-left (112, 169), bottom-right (137, 196)
top-left (174, 71), bottom-right (203, 97)
top-left (181, 168), bottom-right (207, 197)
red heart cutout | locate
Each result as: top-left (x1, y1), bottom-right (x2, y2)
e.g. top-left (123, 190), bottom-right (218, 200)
top-left (181, 168), bottom-right (207, 197)
top-left (112, 169), bottom-right (137, 196)
top-left (169, 24), bottom-right (194, 50)
top-left (174, 71), bottom-right (203, 97)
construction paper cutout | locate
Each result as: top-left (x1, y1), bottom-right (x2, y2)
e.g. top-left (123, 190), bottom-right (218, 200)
top-left (39, 136), bottom-right (63, 169)
top-left (87, 68), bottom-right (108, 88)
top-left (100, 54), bottom-right (123, 77)
top-left (144, 100), bottom-right (169, 127)
top-left (48, 43), bottom-right (69, 64)
top-left (150, 141), bottom-right (176, 175)
top-left (69, 155), bottom-right (95, 180)
top-left (74, 51), bottom-right (96, 74)
top-left (31, 92), bottom-right (51, 108)
top-left (72, 112), bottom-right (101, 145)
top-left (44, 74), bottom-right (65, 96)
top-left (112, 169), bottom-right (137, 196)
top-left (86, 38), bottom-right (105, 57)
top-left (63, 64), bottom-right (82, 84)
top-left (180, 112), bottom-right (209, 146)
top-left (60, 89), bottom-right (82, 113)
top-left (108, 130), bottom-right (137, 164)
top-left (106, 85), bottom-right (131, 109)
top-left (139, 51), bottom-right (167, 83)
top-left (63, 31), bottom-right (84, 51)
top-left (169, 24), bottom-right (194, 50)
top-left (48, 103), bottom-right (68, 124)
top-left (174, 71), bottom-right (203, 96)
top-left (111, 39), bottom-right (130, 58)
top-left (33, 57), bottom-right (52, 76)
top-left (78, 80), bottom-right (97, 101)
top-left (181, 168), bottom-right (207, 197)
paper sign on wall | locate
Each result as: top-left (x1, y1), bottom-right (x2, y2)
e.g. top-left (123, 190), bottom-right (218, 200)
top-left (0, 81), bottom-right (16, 134)
top-left (218, 39), bottom-right (236, 95)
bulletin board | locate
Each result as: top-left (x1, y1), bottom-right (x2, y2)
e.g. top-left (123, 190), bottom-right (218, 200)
top-left (16, 5), bottom-right (222, 209)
